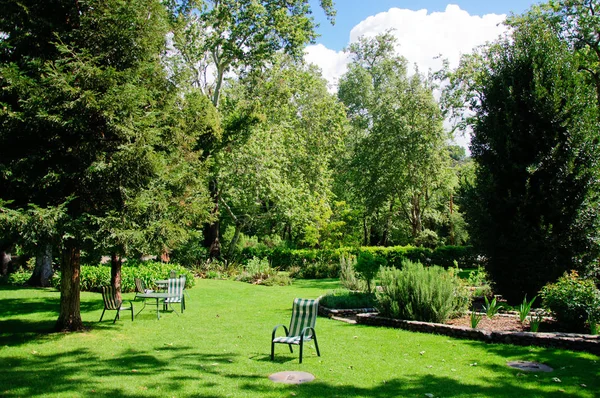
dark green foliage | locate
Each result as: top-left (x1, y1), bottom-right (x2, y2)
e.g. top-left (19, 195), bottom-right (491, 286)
top-left (319, 290), bottom-right (377, 309)
top-left (50, 262), bottom-right (194, 293)
top-left (540, 271), bottom-right (600, 332)
top-left (242, 245), bottom-right (480, 272)
top-left (356, 251), bottom-right (386, 292)
top-left (376, 260), bottom-right (471, 323)
top-left (465, 19), bottom-right (600, 302)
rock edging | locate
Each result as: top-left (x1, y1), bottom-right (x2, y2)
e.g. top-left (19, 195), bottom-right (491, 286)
top-left (354, 313), bottom-right (600, 355)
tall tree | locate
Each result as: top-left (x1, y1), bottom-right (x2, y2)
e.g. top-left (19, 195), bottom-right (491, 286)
top-left (167, 0), bottom-right (336, 257)
top-left (0, 0), bottom-right (176, 331)
top-left (337, 33), bottom-right (452, 245)
top-left (217, 56), bottom-right (347, 250)
top-left (452, 17), bottom-right (600, 302)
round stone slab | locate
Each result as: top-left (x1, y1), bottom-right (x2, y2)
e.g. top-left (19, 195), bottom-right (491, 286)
top-left (507, 361), bottom-right (553, 372)
top-left (268, 371), bottom-right (315, 384)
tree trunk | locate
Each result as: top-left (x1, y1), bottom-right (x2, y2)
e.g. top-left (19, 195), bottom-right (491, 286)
top-left (0, 250), bottom-right (10, 276)
top-left (110, 252), bottom-right (122, 302)
top-left (28, 243), bottom-right (53, 287)
top-left (362, 216), bottom-right (369, 246)
top-left (55, 240), bottom-right (84, 332)
top-left (204, 177), bottom-right (221, 258)
top-left (226, 221), bottom-right (243, 258)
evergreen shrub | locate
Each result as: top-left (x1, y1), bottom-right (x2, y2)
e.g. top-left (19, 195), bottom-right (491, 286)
top-left (376, 260), bottom-right (471, 323)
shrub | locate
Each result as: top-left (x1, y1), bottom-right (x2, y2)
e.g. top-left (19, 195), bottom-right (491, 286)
top-left (339, 254), bottom-right (365, 291)
top-left (52, 261), bottom-right (194, 292)
top-left (2, 271), bottom-right (31, 286)
top-left (319, 289), bottom-right (377, 309)
top-left (355, 251), bottom-right (386, 292)
top-left (376, 260), bottom-right (471, 323)
top-left (540, 270), bottom-right (600, 332)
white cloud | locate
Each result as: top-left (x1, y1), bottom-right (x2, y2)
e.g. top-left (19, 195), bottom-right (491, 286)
top-left (304, 4), bottom-right (507, 150)
top-left (303, 44), bottom-right (350, 92)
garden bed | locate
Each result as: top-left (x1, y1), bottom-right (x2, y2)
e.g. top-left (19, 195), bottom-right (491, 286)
top-left (319, 304), bottom-right (600, 355)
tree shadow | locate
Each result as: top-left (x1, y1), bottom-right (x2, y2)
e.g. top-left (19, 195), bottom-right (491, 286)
top-left (0, 345), bottom-right (236, 398)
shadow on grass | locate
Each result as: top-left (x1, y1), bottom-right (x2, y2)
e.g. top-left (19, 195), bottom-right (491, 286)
top-left (0, 345), bottom-right (235, 398)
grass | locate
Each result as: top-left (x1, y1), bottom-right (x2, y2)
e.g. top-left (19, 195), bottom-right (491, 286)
top-left (0, 279), bottom-right (598, 397)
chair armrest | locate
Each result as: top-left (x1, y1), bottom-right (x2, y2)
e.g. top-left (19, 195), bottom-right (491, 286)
top-left (299, 326), bottom-right (316, 342)
top-left (272, 324), bottom-right (290, 340)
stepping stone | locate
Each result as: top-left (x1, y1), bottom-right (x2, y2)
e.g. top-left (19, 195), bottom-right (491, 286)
top-left (268, 371), bottom-right (315, 384)
top-left (507, 361), bottom-right (553, 372)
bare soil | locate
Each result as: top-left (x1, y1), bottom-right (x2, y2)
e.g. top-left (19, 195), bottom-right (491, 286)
top-left (445, 314), bottom-right (561, 333)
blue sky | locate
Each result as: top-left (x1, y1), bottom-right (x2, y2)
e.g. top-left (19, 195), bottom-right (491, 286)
top-left (309, 1), bottom-right (541, 51)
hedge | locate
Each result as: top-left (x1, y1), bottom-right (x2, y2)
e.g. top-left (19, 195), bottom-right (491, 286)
top-left (50, 261), bottom-right (194, 292)
top-left (240, 245), bottom-right (481, 275)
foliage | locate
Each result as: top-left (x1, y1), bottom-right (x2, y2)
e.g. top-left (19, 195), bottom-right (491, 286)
top-left (339, 254), bottom-right (365, 291)
top-left (518, 296), bottom-right (537, 323)
top-left (355, 251), bottom-right (386, 293)
top-left (529, 310), bottom-right (545, 333)
top-left (242, 245), bottom-right (481, 272)
top-left (470, 310), bottom-right (484, 329)
top-left (217, 56), bottom-right (348, 252)
top-left (447, 13), bottom-right (600, 302)
top-left (482, 296), bottom-right (503, 319)
top-left (50, 262), bottom-right (194, 293)
top-left (376, 260), bottom-right (471, 323)
top-left (540, 271), bottom-right (600, 332)
top-left (337, 32), bottom-right (459, 246)
top-left (319, 289), bottom-right (377, 309)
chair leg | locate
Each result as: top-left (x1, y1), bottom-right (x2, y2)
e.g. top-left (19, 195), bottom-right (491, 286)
top-left (99, 308), bottom-right (106, 322)
top-left (299, 341), bottom-right (303, 364)
top-left (130, 307), bottom-right (134, 321)
top-left (288, 344), bottom-right (293, 353)
top-left (271, 341), bottom-right (275, 361)
top-left (113, 310), bottom-right (120, 324)
top-left (313, 334), bottom-right (320, 357)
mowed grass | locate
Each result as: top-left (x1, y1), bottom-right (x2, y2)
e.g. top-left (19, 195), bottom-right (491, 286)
top-left (0, 279), bottom-right (598, 397)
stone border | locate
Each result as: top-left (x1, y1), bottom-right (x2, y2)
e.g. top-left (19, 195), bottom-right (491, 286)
top-left (354, 313), bottom-right (600, 355)
top-left (318, 305), bottom-right (376, 318)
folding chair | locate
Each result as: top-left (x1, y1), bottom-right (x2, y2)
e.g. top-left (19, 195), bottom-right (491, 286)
top-left (99, 286), bottom-right (134, 324)
top-left (271, 298), bottom-right (320, 363)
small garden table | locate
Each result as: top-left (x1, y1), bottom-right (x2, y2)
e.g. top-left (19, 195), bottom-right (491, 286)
top-left (136, 292), bottom-right (176, 320)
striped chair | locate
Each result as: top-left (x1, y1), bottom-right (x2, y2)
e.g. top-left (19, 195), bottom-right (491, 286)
top-left (134, 278), bottom-right (153, 296)
top-left (271, 298), bottom-right (320, 364)
top-left (99, 286), bottom-right (134, 324)
top-left (164, 276), bottom-right (186, 314)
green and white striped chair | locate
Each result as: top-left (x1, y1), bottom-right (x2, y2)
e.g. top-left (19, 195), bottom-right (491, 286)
top-left (271, 298), bottom-right (320, 364)
top-left (164, 276), bottom-right (186, 314)
top-left (99, 286), bottom-right (134, 324)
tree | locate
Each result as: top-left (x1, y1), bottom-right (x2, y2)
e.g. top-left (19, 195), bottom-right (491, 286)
top-left (337, 33), bottom-right (453, 246)
top-left (454, 17), bottom-right (600, 302)
top-left (0, 0), bottom-right (177, 331)
top-left (167, 0), bottom-right (336, 257)
top-left (217, 56), bottom-right (347, 250)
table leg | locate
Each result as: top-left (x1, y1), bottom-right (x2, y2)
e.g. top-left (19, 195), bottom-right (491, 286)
top-left (156, 298), bottom-right (160, 320)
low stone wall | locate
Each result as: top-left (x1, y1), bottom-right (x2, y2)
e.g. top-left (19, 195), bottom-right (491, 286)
top-left (354, 313), bottom-right (600, 355)
top-left (318, 306), bottom-right (377, 318)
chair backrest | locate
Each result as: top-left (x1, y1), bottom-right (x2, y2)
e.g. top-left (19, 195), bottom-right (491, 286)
top-left (167, 277), bottom-right (185, 299)
top-left (101, 286), bottom-right (121, 310)
top-left (287, 298), bottom-right (319, 338)
top-left (134, 278), bottom-right (146, 294)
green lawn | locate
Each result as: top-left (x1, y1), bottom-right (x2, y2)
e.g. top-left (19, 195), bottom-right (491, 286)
top-left (0, 279), bottom-right (598, 397)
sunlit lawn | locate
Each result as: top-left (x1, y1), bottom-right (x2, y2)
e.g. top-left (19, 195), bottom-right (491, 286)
top-left (0, 278), bottom-right (598, 397)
